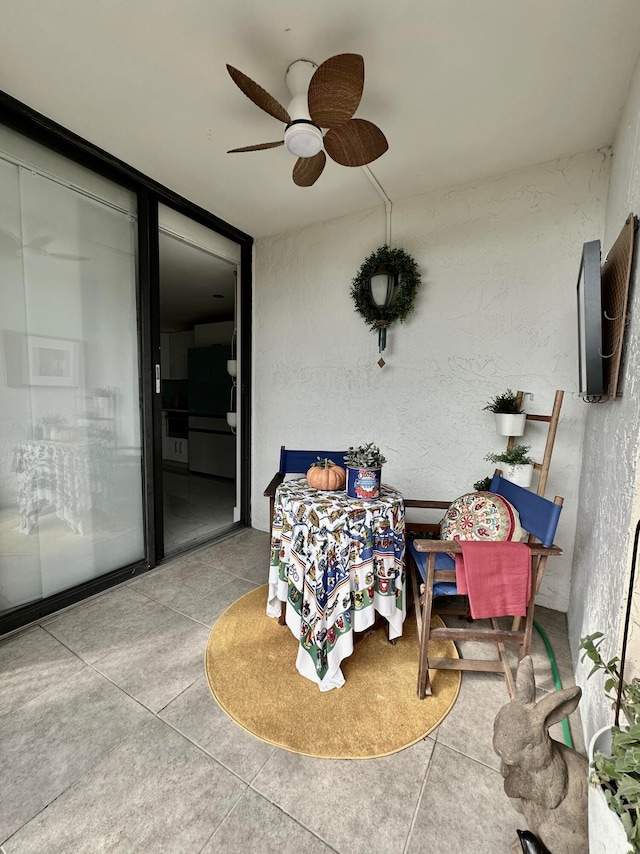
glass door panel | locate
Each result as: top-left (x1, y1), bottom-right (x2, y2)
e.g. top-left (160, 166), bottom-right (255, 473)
top-left (158, 205), bottom-right (240, 556)
top-left (0, 145), bottom-right (144, 616)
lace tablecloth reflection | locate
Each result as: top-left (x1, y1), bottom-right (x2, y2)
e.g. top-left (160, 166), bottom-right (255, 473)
top-left (15, 440), bottom-right (110, 535)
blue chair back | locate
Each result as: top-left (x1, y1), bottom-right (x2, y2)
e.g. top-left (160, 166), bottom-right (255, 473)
top-left (489, 475), bottom-right (562, 547)
top-left (407, 476), bottom-right (562, 589)
top-left (279, 448), bottom-right (348, 475)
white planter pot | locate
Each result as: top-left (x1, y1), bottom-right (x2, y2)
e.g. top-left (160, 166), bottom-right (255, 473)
top-left (588, 726), bottom-right (630, 853)
top-left (494, 412), bottom-right (526, 436)
top-left (502, 463), bottom-right (534, 488)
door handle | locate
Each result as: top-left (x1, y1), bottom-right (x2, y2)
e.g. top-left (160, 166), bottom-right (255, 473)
top-left (155, 364), bottom-right (160, 394)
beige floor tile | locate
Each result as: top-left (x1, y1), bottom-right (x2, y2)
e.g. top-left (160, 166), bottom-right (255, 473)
top-left (0, 626), bottom-right (84, 718)
top-left (128, 552), bottom-right (232, 604)
top-left (435, 671), bottom-right (513, 771)
top-left (406, 742), bottom-right (521, 854)
top-left (534, 604), bottom-right (568, 636)
top-left (93, 611), bottom-right (210, 712)
top-left (202, 788), bottom-right (334, 854)
top-left (0, 667), bottom-right (152, 843)
top-left (3, 717), bottom-right (246, 854)
top-left (160, 675), bottom-right (277, 781)
top-left (130, 556), bottom-right (258, 626)
top-left (200, 576), bottom-right (259, 625)
top-left (43, 585), bottom-right (175, 663)
top-left (252, 738), bottom-right (436, 854)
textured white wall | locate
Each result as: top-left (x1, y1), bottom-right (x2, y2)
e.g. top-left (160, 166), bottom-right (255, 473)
top-left (253, 151), bottom-right (609, 613)
top-left (571, 49), bottom-right (640, 742)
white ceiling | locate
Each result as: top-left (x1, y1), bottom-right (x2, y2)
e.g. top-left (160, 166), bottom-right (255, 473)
top-left (1, 1), bottom-right (639, 240)
top-left (158, 232), bottom-right (236, 331)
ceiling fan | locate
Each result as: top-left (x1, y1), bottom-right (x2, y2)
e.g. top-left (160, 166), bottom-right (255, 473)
top-left (226, 53), bottom-right (388, 187)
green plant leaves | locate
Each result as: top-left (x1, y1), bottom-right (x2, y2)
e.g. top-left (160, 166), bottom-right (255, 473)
top-left (579, 632), bottom-right (640, 852)
top-left (485, 444), bottom-right (534, 466)
top-left (344, 443), bottom-right (386, 467)
top-left (483, 388), bottom-right (523, 413)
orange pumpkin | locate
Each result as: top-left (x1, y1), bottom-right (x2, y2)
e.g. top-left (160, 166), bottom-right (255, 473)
top-left (306, 459), bottom-right (346, 491)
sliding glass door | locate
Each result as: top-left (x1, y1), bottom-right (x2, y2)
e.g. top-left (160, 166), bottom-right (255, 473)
top-left (157, 205), bottom-right (241, 557)
top-left (0, 129), bottom-right (144, 617)
top-left (0, 93), bottom-right (252, 634)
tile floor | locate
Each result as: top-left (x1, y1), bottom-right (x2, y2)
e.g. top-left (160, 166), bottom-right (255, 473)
top-left (0, 528), bottom-right (585, 853)
top-left (163, 466), bottom-right (236, 556)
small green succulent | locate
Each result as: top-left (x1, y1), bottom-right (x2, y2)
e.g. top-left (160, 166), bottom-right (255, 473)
top-left (344, 443), bottom-right (387, 468)
top-left (483, 389), bottom-right (523, 414)
top-left (485, 444), bottom-right (534, 466)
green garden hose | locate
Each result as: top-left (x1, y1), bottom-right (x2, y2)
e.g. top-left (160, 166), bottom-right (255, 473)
top-left (533, 619), bottom-right (574, 749)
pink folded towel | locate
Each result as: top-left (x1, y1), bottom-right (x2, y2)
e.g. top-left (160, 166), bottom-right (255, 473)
top-left (454, 541), bottom-right (531, 619)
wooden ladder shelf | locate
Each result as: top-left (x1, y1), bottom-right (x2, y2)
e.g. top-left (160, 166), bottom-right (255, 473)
top-left (506, 389), bottom-right (564, 498)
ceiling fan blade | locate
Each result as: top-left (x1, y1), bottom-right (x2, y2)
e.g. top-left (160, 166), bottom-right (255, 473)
top-left (308, 53), bottom-right (364, 128)
top-left (48, 252), bottom-right (90, 261)
top-left (0, 229), bottom-right (20, 255)
top-left (323, 119), bottom-right (388, 167)
top-left (26, 235), bottom-right (54, 251)
top-left (292, 151), bottom-right (326, 187)
top-left (226, 65), bottom-right (291, 124)
top-left (228, 141), bottom-right (284, 153)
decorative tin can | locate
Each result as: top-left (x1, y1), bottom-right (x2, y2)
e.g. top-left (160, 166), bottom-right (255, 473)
top-left (346, 466), bottom-right (382, 500)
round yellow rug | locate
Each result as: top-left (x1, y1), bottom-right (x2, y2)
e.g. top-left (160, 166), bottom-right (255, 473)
top-left (205, 585), bottom-right (461, 759)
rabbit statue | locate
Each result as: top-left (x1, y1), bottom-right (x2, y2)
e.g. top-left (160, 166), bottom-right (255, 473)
top-left (493, 655), bottom-right (588, 854)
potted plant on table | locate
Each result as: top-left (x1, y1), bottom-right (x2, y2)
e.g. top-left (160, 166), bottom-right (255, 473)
top-left (39, 413), bottom-right (67, 440)
top-left (579, 632), bottom-right (640, 853)
top-left (344, 443), bottom-right (387, 500)
top-left (485, 444), bottom-right (535, 488)
top-left (484, 389), bottom-right (526, 437)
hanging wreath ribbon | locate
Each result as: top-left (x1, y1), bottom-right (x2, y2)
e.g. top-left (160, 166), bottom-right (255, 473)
top-left (350, 245), bottom-right (421, 365)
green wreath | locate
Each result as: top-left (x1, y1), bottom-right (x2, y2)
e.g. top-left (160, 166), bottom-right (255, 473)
top-left (350, 245), bottom-right (421, 330)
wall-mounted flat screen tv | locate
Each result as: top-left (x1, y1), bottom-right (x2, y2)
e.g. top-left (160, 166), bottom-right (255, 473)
top-left (577, 238), bottom-right (604, 399)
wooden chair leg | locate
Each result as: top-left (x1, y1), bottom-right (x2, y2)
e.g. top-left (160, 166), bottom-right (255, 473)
top-left (409, 553), bottom-right (423, 644)
top-left (417, 553), bottom-right (436, 699)
top-left (490, 617), bottom-right (517, 698)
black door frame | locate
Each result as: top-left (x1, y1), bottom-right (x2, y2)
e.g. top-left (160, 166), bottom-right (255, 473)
top-left (153, 199), bottom-right (248, 561)
top-left (0, 90), bottom-right (253, 636)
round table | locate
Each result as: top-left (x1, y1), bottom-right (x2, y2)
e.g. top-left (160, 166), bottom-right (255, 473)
top-left (267, 479), bottom-right (405, 691)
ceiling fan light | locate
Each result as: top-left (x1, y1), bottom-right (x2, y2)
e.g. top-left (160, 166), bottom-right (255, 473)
top-left (284, 122), bottom-right (323, 158)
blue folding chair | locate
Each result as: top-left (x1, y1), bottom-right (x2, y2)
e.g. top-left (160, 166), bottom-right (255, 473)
top-left (406, 474), bottom-right (563, 699)
top-left (264, 446), bottom-right (348, 532)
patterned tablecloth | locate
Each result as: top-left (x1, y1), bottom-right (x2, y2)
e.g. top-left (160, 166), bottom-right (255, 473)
top-left (267, 479), bottom-right (405, 691)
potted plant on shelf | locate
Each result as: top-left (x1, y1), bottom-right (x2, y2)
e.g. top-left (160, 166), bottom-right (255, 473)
top-left (579, 632), bottom-right (640, 853)
top-left (484, 389), bottom-right (526, 437)
top-left (485, 444), bottom-right (535, 488)
top-left (473, 475), bottom-right (492, 492)
top-left (344, 443), bottom-right (387, 500)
